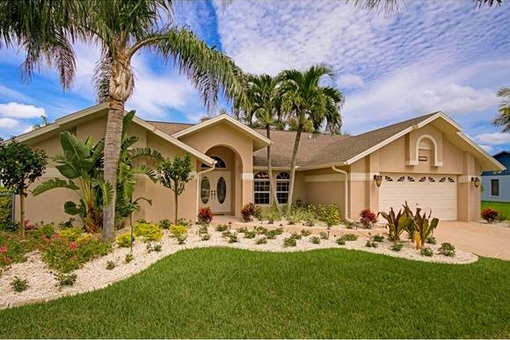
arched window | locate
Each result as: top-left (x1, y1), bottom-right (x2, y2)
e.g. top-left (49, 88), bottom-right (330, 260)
top-left (419, 138), bottom-right (432, 150)
top-left (254, 172), bottom-right (270, 205)
top-left (276, 172), bottom-right (291, 204)
top-left (201, 156), bottom-right (227, 169)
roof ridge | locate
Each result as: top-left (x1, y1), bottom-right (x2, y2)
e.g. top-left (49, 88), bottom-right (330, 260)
top-left (352, 112), bottom-right (439, 138)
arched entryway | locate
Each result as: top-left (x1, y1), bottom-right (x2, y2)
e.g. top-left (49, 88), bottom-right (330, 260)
top-left (199, 146), bottom-right (241, 215)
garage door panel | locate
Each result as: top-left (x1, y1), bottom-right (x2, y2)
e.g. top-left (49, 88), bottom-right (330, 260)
top-left (379, 174), bottom-right (457, 221)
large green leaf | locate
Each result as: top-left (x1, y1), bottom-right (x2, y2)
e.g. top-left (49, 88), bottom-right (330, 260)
top-left (32, 178), bottom-right (79, 196)
top-left (64, 200), bottom-right (84, 216)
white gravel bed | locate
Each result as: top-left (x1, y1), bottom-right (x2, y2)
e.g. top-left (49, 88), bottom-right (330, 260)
top-left (0, 226), bottom-right (477, 310)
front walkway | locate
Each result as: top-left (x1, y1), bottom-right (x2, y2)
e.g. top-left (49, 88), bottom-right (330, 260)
top-left (435, 221), bottom-right (510, 261)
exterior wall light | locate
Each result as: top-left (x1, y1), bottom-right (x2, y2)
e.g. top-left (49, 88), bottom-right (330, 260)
top-left (373, 174), bottom-right (383, 187)
top-left (471, 177), bottom-right (480, 188)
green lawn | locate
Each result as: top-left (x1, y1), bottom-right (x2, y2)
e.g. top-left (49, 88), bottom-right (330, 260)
top-left (0, 248), bottom-right (509, 338)
top-left (482, 201), bottom-right (510, 220)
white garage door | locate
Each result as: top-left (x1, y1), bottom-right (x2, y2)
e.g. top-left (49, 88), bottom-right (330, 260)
top-left (379, 174), bottom-right (457, 221)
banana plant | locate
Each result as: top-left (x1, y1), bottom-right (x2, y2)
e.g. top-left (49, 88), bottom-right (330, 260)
top-left (32, 131), bottom-right (112, 233)
top-left (114, 111), bottom-right (163, 228)
top-left (402, 201), bottom-right (439, 249)
top-left (378, 207), bottom-right (413, 245)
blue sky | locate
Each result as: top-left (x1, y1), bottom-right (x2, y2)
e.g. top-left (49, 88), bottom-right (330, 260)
top-left (0, 0), bottom-right (509, 154)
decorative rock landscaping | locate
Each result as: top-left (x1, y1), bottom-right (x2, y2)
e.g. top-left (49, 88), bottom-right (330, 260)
top-left (0, 223), bottom-right (477, 310)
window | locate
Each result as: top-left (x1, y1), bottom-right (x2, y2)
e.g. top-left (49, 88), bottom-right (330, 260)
top-left (276, 172), bottom-right (290, 204)
top-left (491, 179), bottom-right (500, 196)
top-left (254, 172), bottom-right (270, 204)
top-left (201, 156), bottom-right (226, 169)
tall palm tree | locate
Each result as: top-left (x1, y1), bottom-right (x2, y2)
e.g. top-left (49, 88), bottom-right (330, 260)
top-left (277, 64), bottom-right (344, 215)
top-left (238, 74), bottom-right (281, 209)
top-left (493, 87), bottom-right (510, 132)
top-left (0, 0), bottom-right (245, 240)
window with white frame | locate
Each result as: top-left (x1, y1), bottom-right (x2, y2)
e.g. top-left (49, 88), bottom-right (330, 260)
top-left (276, 172), bottom-right (290, 204)
top-left (254, 172), bottom-right (270, 204)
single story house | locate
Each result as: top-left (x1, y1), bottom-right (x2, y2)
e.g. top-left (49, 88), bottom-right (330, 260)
top-left (481, 151), bottom-right (510, 202)
top-left (15, 103), bottom-right (505, 224)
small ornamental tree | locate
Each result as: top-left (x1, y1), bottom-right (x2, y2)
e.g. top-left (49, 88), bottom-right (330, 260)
top-left (157, 154), bottom-right (194, 224)
top-left (0, 139), bottom-right (47, 238)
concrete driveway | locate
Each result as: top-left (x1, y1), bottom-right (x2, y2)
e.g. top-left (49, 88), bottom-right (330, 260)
top-left (435, 221), bottom-right (510, 261)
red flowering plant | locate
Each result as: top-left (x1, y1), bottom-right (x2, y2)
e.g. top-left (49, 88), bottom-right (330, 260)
top-left (197, 207), bottom-right (213, 225)
top-left (481, 208), bottom-right (498, 223)
top-left (359, 209), bottom-right (378, 228)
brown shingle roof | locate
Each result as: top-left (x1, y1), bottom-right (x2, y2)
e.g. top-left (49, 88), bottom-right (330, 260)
top-left (147, 112), bottom-right (438, 168)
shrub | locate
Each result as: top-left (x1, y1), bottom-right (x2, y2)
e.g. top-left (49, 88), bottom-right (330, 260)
top-left (116, 233), bottom-right (134, 248)
top-left (55, 273), bottom-right (77, 287)
top-left (237, 226), bottom-right (249, 233)
top-left (342, 233), bottom-right (358, 241)
top-left (58, 218), bottom-right (75, 229)
top-left (158, 219), bottom-right (172, 229)
top-left (336, 237), bottom-right (346, 245)
top-left (283, 237), bottom-right (297, 247)
top-left (266, 230), bottom-right (278, 239)
top-left (10, 276), bottom-right (28, 292)
top-left (146, 242), bottom-right (154, 253)
top-left (42, 235), bottom-right (112, 273)
top-left (265, 203), bottom-right (281, 224)
top-left (310, 236), bottom-right (321, 244)
top-left (274, 227), bottom-right (284, 235)
top-left (426, 236), bottom-right (437, 244)
top-left (438, 242), bottom-right (456, 257)
top-left (318, 204), bottom-right (341, 227)
top-left (197, 207), bottom-right (213, 224)
top-left (106, 260), bottom-right (116, 270)
top-left (255, 237), bottom-right (267, 245)
top-left (481, 208), bottom-right (498, 223)
top-left (134, 222), bottom-right (163, 241)
top-left (319, 231), bottom-right (329, 240)
top-left (244, 230), bottom-right (256, 239)
top-left (125, 253), bottom-right (134, 263)
top-left (153, 243), bottom-right (162, 252)
top-left (40, 223), bottom-right (56, 238)
top-left (201, 233), bottom-right (211, 241)
top-left (215, 224), bottom-right (229, 232)
top-left (290, 232), bottom-right (302, 240)
top-left (255, 226), bottom-right (268, 235)
top-left (366, 240), bottom-right (378, 248)
top-left (170, 225), bottom-right (188, 244)
top-left (58, 227), bottom-right (83, 241)
top-left (373, 235), bottom-right (385, 242)
top-left (421, 247), bottom-right (433, 257)
top-left (241, 203), bottom-right (262, 222)
top-left (176, 218), bottom-right (192, 228)
top-left (0, 236), bottom-right (26, 267)
top-left (359, 209), bottom-right (377, 228)
top-left (227, 232), bottom-right (238, 243)
top-left (198, 224), bottom-right (209, 235)
top-left (300, 229), bottom-right (311, 237)
top-left (391, 243), bottom-right (403, 252)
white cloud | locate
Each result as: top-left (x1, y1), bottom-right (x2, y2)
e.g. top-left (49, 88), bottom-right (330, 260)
top-left (0, 118), bottom-right (19, 128)
top-left (474, 132), bottom-right (510, 146)
top-left (0, 102), bottom-right (46, 119)
top-left (479, 144), bottom-right (494, 153)
top-left (0, 85), bottom-right (33, 102)
top-left (336, 73), bottom-right (364, 89)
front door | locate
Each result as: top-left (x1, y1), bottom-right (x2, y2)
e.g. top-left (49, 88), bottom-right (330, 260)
top-left (200, 171), bottom-right (231, 214)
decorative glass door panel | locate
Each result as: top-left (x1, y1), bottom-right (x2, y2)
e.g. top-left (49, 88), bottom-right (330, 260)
top-left (200, 171), bottom-right (230, 214)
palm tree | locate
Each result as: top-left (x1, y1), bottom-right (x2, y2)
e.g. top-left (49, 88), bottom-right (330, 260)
top-left (237, 74), bottom-right (281, 210)
top-left (493, 87), bottom-right (510, 132)
top-left (277, 64), bottom-right (344, 215)
top-left (0, 0), bottom-right (245, 240)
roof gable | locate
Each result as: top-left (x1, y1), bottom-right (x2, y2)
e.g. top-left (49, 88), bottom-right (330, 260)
top-left (14, 104), bottom-right (214, 166)
top-left (172, 114), bottom-right (271, 151)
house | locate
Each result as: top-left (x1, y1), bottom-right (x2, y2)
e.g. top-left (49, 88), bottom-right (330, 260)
top-left (481, 151), bottom-right (510, 202)
top-left (15, 103), bottom-right (505, 224)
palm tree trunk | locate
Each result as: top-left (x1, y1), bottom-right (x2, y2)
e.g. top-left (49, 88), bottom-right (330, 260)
top-left (103, 99), bottom-right (123, 240)
top-left (285, 127), bottom-right (303, 216)
top-left (266, 124), bottom-right (280, 213)
top-left (103, 55), bottom-right (133, 241)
